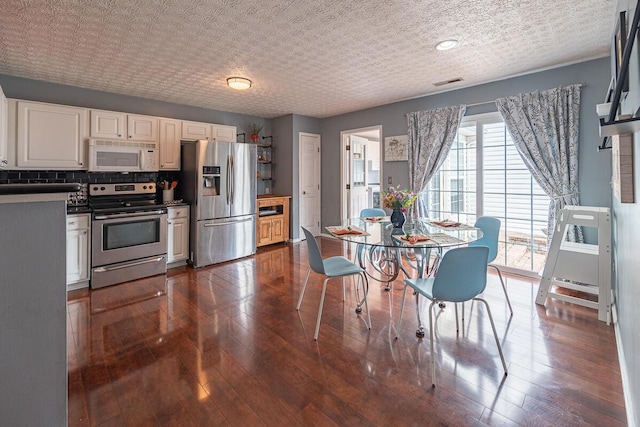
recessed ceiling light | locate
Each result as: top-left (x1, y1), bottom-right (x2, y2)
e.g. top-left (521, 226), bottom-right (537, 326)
top-left (435, 40), bottom-right (459, 51)
top-left (227, 77), bottom-right (252, 90)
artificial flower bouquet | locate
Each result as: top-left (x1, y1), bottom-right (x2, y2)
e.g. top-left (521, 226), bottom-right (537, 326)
top-left (381, 185), bottom-right (418, 212)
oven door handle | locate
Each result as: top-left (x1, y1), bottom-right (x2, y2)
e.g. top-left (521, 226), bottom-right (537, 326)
top-left (93, 256), bottom-right (165, 272)
top-left (94, 209), bottom-right (166, 220)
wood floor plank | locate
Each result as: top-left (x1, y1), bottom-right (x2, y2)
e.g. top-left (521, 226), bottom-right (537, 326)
top-left (67, 238), bottom-right (627, 426)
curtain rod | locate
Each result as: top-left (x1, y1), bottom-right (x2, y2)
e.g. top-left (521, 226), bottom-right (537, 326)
top-left (465, 82), bottom-right (587, 108)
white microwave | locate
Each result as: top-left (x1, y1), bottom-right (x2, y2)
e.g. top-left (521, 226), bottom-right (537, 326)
top-left (88, 139), bottom-right (159, 172)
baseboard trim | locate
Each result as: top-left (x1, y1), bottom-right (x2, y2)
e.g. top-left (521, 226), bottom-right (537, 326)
top-left (612, 293), bottom-right (637, 427)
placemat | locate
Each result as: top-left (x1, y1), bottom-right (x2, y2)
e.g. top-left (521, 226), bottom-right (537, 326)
top-left (429, 220), bottom-right (477, 230)
top-left (326, 225), bottom-right (370, 236)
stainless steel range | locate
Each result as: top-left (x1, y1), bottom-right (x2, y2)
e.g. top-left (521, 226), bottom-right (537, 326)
top-left (89, 182), bottom-right (167, 289)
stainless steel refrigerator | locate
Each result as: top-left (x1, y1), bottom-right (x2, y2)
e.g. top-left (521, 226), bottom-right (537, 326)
top-left (181, 139), bottom-right (257, 267)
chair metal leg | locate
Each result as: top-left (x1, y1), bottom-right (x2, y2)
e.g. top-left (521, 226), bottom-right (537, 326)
top-left (429, 300), bottom-right (437, 387)
top-left (454, 303), bottom-right (459, 333)
top-left (314, 277), bottom-right (331, 340)
top-left (296, 268), bottom-right (312, 310)
top-left (490, 264), bottom-right (513, 316)
top-left (342, 277), bottom-right (346, 301)
top-left (396, 285), bottom-right (409, 338)
top-left (415, 292), bottom-right (425, 337)
top-left (361, 273), bottom-right (371, 330)
top-left (474, 297), bottom-right (508, 376)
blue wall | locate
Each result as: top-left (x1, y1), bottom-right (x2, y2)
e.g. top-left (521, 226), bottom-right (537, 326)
top-left (0, 74), bottom-right (271, 138)
top-left (320, 58), bottom-right (612, 231)
top-left (612, 0), bottom-right (640, 423)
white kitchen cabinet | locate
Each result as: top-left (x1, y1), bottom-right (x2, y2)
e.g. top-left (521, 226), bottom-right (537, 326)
top-left (212, 124), bottom-right (237, 142)
top-left (17, 101), bottom-right (88, 169)
top-left (127, 114), bottom-right (158, 142)
top-left (182, 120), bottom-right (211, 140)
top-left (90, 110), bottom-right (126, 139)
top-left (159, 118), bottom-right (181, 170)
top-left (167, 205), bottom-right (189, 266)
top-left (66, 213), bottom-right (90, 290)
top-left (0, 85), bottom-right (7, 169)
top-left (90, 110), bottom-right (157, 142)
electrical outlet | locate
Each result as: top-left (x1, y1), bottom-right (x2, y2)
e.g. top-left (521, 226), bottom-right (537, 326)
top-left (388, 176), bottom-right (393, 185)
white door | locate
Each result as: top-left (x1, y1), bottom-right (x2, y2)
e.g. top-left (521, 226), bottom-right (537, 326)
top-left (349, 135), bottom-right (369, 218)
top-left (340, 126), bottom-right (383, 220)
top-left (299, 133), bottom-right (321, 237)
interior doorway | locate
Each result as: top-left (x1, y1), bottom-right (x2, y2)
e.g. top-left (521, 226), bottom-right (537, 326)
top-left (298, 132), bottom-right (321, 236)
top-left (340, 126), bottom-right (383, 220)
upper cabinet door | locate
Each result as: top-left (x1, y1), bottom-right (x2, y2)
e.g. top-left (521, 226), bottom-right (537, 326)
top-left (17, 101), bottom-right (88, 169)
top-left (90, 110), bottom-right (126, 139)
top-left (211, 124), bottom-right (237, 142)
top-left (0, 85), bottom-right (7, 169)
top-left (182, 120), bottom-right (211, 140)
top-left (159, 118), bottom-right (181, 170)
top-left (127, 114), bottom-right (158, 142)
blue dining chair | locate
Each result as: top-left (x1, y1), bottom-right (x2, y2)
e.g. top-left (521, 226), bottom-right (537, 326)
top-left (360, 208), bottom-right (386, 218)
top-left (469, 216), bottom-right (513, 315)
top-left (396, 246), bottom-right (508, 387)
top-left (297, 226), bottom-right (371, 340)
top-left (355, 208), bottom-right (386, 263)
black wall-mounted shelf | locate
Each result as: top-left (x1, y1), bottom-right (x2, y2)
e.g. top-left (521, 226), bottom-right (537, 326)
top-left (598, 5), bottom-right (640, 150)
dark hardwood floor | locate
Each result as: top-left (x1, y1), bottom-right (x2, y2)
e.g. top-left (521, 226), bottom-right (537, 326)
top-left (67, 237), bottom-right (627, 426)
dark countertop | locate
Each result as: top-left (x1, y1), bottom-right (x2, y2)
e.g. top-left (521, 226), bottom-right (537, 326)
top-left (67, 206), bottom-right (93, 215)
top-left (0, 183), bottom-right (82, 195)
top-left (163, 201), bottom-right (189, 208)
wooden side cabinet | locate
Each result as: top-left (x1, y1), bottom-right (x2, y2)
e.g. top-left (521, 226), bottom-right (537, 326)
top-left (257, 195), bottom-right (291, 247)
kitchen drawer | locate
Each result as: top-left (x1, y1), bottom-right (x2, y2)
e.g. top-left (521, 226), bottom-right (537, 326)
top-left (67, 214), bottom-right (90, 230)
top-left (167, 205), bottom-right (189, 220)
top-left (258, 197), bottom-right (286, 208)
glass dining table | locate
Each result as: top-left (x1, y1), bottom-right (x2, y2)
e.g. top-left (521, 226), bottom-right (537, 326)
top-left (326, 216), bottom-right (483, 336)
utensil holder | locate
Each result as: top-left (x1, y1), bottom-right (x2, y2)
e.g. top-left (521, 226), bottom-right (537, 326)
top-left (163, 189), bottom-right (174, 203)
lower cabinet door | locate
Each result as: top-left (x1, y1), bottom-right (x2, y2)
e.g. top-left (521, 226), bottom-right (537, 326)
top-left (258, 217), bottom-right (273, 246)
top-left (66, 228), bottom-right (89, 285)
top-left (271, 217), bottom-right (284, 242)
top-left (168, 217), bottom-right (189, 263)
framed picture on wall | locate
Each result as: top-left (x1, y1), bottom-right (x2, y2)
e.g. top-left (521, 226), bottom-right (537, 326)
top-left (384, 135), bottom-right (408, 161)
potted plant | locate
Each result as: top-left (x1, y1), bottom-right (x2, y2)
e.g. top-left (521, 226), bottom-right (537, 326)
top-left (247, 122), bottom-right (263, 143)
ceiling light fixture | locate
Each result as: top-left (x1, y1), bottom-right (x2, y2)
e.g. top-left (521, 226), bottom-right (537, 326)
top-left (227, 77), bottom-right (252, 90)
top-left (435, 40), bottom-right (459, 51)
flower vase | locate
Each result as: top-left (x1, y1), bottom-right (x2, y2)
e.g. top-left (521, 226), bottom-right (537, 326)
top-left (250, 134), bottom-right (260, 143)
top-left (391, 209), bottom-right (406, 229)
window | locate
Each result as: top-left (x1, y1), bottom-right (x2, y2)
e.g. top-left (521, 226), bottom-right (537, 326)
top-left (425, 113), bottom-right (550, 275)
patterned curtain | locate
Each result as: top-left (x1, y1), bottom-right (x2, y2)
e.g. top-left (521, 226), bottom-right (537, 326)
top-left (495, 84), bottom-right (583, 243)
top-left (406, 105), bottom-right (466, 218)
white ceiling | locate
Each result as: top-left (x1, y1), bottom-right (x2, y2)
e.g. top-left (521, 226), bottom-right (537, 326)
top-left (0, 0), bottom-right (616, 119)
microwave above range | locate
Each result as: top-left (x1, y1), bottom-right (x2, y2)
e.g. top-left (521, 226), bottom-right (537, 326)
top-left (87, 139), bottom-right (159, 172)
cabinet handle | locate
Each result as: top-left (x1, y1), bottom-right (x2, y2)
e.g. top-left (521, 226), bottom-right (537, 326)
top-left (118, 134), bottom-right (122, 137)
top-left (68, 221), bottom-right (76, 225)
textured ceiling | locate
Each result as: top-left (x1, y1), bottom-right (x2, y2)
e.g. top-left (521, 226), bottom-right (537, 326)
top-left (0, 0), bottom-right (616, 119)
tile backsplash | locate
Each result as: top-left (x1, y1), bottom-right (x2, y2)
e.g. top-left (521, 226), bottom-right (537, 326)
top-left (0, 169), bottom-right (182, 204)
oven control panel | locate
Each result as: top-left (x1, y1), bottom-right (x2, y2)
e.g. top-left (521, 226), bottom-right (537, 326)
top-left (89, 182), bottom-right (156, 196)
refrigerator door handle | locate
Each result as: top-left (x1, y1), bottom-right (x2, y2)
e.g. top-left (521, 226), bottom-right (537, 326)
top-left (226, 155), bottom-right (231, 204)
top-left (229, 156), bottom-right (236, 203)
top-left (203, 217), bottom-right (253, 227)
